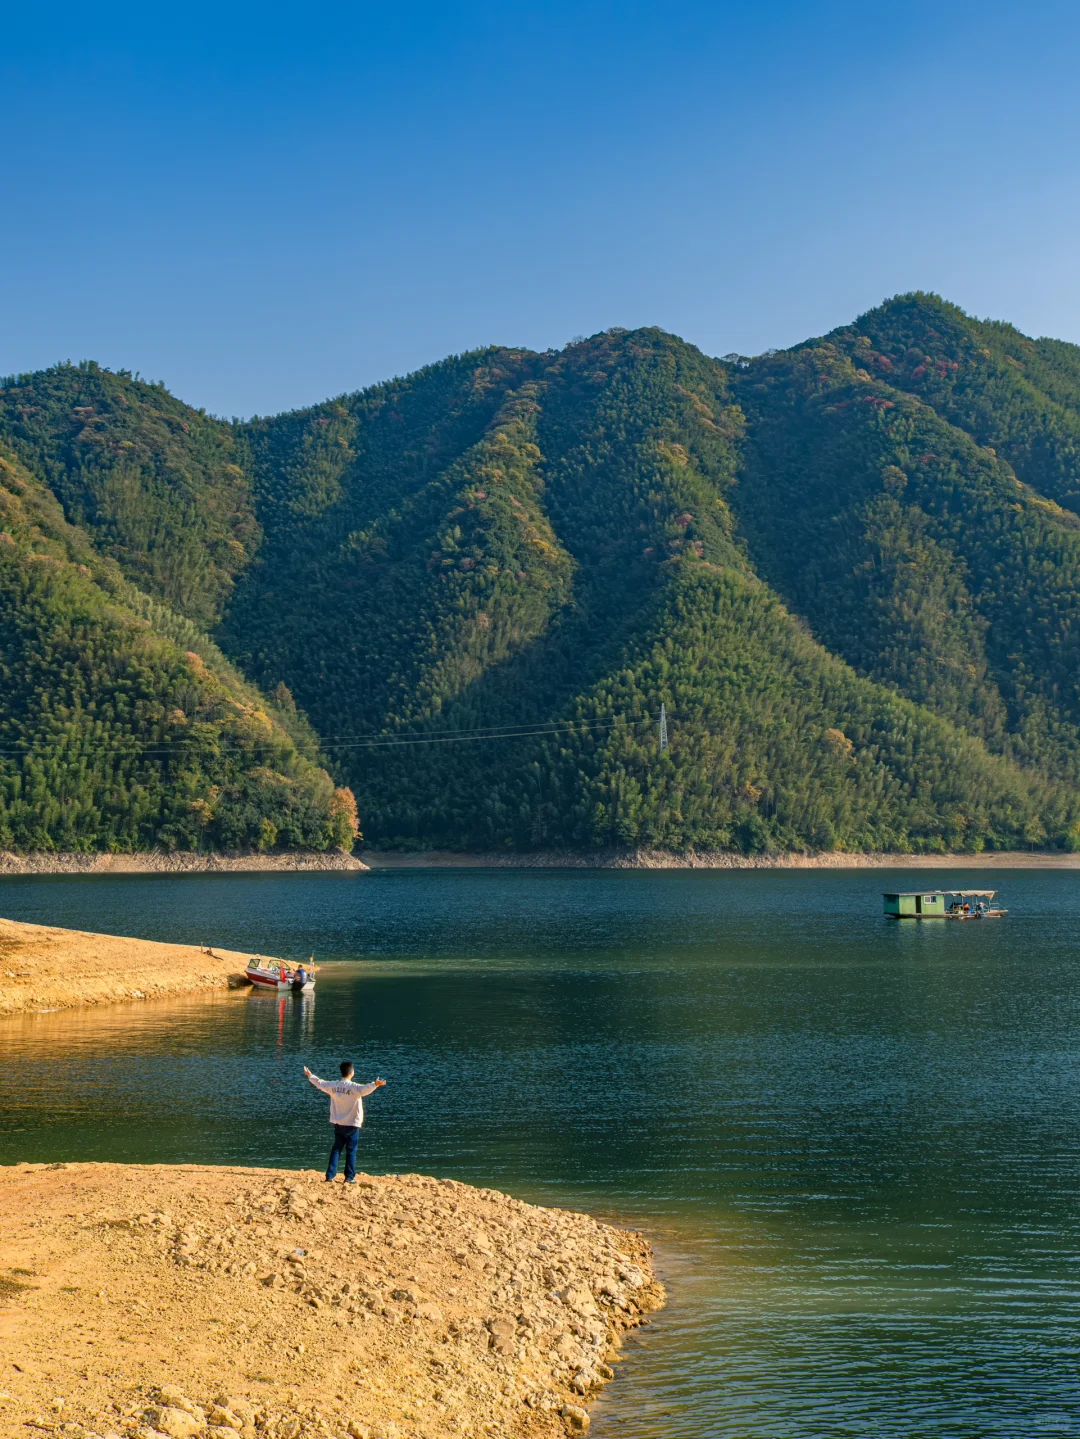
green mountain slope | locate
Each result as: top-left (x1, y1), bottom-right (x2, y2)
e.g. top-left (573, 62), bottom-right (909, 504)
top-left (222, 329), bottom-right (1062, 854)
top-left (5, 300), bottom-right (1080, 857)
top-left (731, 334), bottom-right (1080, 791)
top-left (0, 447), bottom-right (355, 854)
top-left (222, 347), bottom-right (555, 733)
top-left (822, 292), bottom-right (1080, 516)
top-left (0, 361), bottom-right (256, 626)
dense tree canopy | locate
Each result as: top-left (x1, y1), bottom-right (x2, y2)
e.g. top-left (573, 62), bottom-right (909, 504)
top-left (0, 448), bottom-right (355, 854)
top-left (4, 297), bottom-right (1080, 855)
top-left (0, 362), bottom-right (258, 626)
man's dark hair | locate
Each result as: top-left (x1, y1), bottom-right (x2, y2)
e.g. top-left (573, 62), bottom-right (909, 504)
top-left (340, 1061), bottom-right (355, 1078)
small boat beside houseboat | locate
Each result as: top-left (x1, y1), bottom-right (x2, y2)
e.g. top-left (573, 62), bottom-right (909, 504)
top-left (245, 955), bottom-right (316, 991)
top-left (883, 890), bottom-right (1007, 919)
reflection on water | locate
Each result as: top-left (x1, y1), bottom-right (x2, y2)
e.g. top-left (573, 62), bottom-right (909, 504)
top-left (1, 867), bottom-right (1079, 1435)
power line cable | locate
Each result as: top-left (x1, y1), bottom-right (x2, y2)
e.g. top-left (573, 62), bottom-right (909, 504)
top-left (0, 711), bottom-right (677, 759)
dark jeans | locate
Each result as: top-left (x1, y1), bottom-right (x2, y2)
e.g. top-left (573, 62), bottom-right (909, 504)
top-left (326, 1123), bottom-right (360, 1181)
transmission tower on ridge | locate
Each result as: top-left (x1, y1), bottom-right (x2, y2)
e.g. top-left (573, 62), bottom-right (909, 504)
top-left (658, 702), bottom-right (668, 755)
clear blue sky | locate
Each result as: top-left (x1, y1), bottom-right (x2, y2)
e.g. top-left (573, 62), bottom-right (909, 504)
top-left (3, 1), bottom-right (1079, 417)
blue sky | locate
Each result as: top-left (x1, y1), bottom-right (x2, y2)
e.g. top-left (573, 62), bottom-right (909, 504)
top-left (3, 1), bottom-right (1079, 416)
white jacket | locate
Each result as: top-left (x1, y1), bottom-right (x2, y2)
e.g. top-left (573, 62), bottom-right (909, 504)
top-left (307, 1073), bottom-right (378, 1128)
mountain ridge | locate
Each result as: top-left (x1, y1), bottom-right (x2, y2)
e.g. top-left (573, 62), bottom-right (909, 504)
top-left (3, 295), bottom-right (1080, 855)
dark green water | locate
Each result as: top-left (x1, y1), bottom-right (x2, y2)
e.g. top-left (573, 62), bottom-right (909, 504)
top-left (2, 867), bottom-right (1079, 1436)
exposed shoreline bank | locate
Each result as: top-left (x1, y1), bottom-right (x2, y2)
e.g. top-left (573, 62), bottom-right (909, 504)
top-left (364, 847), bottom-right (1080, 870)
top-left (3, 846), bottom-right (1080, 876)
top-left (0, 1162), bottom-right (664, 1439)
top-left (0, 850), bottom-right (369, 876)
top-left (0, 916), bottom-right (259, 1018)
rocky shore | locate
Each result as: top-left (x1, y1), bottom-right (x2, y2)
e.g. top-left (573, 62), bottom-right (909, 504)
top-left (0, 851), bottom-right (368, 876)
top-left (4, 847), bottom-right (1072, 875)
top-left (0, 1164), bottom-right (664, 1439)
top-left (361, 847), bottom-right (1080, 870)
top-left (0, 917), bottom-right (258, 1017)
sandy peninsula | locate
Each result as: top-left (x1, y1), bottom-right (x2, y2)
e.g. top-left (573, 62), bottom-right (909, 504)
top-left (0, 1163), bottom-right (664, 1439)
top-left (0, 917), bottom-right (257, 1018)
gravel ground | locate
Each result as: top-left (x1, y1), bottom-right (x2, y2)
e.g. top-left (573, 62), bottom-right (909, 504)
top-left (0, 1163), bottom-right (664, 1439)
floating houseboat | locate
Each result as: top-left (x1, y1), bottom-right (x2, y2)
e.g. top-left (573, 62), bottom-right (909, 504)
top-left (245, 955), bottom-right (316, 991)
top-left (883, 890), bottom-right (1007, 919)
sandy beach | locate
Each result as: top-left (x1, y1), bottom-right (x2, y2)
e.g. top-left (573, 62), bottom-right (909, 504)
top-left (0, 1163), bottom-right (663, 1439)
top-left (0, 917), bottom-right (258, 1018)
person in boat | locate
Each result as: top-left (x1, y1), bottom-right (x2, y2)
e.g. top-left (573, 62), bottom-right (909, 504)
top-left (303, 1061), bottom-right (387, 1184)
top-left (294, 963), bottom-right (308, 989)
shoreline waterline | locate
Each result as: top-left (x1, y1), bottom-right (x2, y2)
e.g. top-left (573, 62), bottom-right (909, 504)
top-left (3, 846), bottom-right (1080, 876)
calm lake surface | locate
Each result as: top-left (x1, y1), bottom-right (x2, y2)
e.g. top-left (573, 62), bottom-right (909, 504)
top-left (1, 866), bottom-right (1079, 1436)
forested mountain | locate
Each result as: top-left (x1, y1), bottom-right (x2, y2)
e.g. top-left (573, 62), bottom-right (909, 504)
top-left (820, 293), bottom-right (1080, 516)
top-left (0, 438), bottom-right (355, 854)
top-left (4, 296), bottom-right (1080, 856)
top-left (0, 362), bottom-right (257, 627)
top-left (731, 329), bottom-right (1080, 791)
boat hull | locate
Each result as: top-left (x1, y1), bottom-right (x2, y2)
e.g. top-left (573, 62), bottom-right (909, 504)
top-left (888, 910), bottom-right (1008, 920)
top-left (246, 967), bottom-right (314, 992)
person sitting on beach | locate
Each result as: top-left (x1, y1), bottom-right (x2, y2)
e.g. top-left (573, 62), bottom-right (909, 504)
top-left (303, 1062), bottom-right (386, 1184)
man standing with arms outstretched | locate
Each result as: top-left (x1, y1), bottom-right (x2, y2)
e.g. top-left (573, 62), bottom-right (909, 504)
top-left (303, 1062), bottom-right (386, 1183)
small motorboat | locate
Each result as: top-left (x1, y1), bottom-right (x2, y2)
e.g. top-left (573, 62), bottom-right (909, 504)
top-left (245, 955), bottom-right (316, 992)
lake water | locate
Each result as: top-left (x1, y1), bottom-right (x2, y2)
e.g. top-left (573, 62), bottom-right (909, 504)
top-left (1, 866), bottom-right (1079, 1436)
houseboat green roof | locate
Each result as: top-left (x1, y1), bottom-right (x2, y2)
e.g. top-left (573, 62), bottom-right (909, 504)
top-left (882, 890), bottom-right (996, 898)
